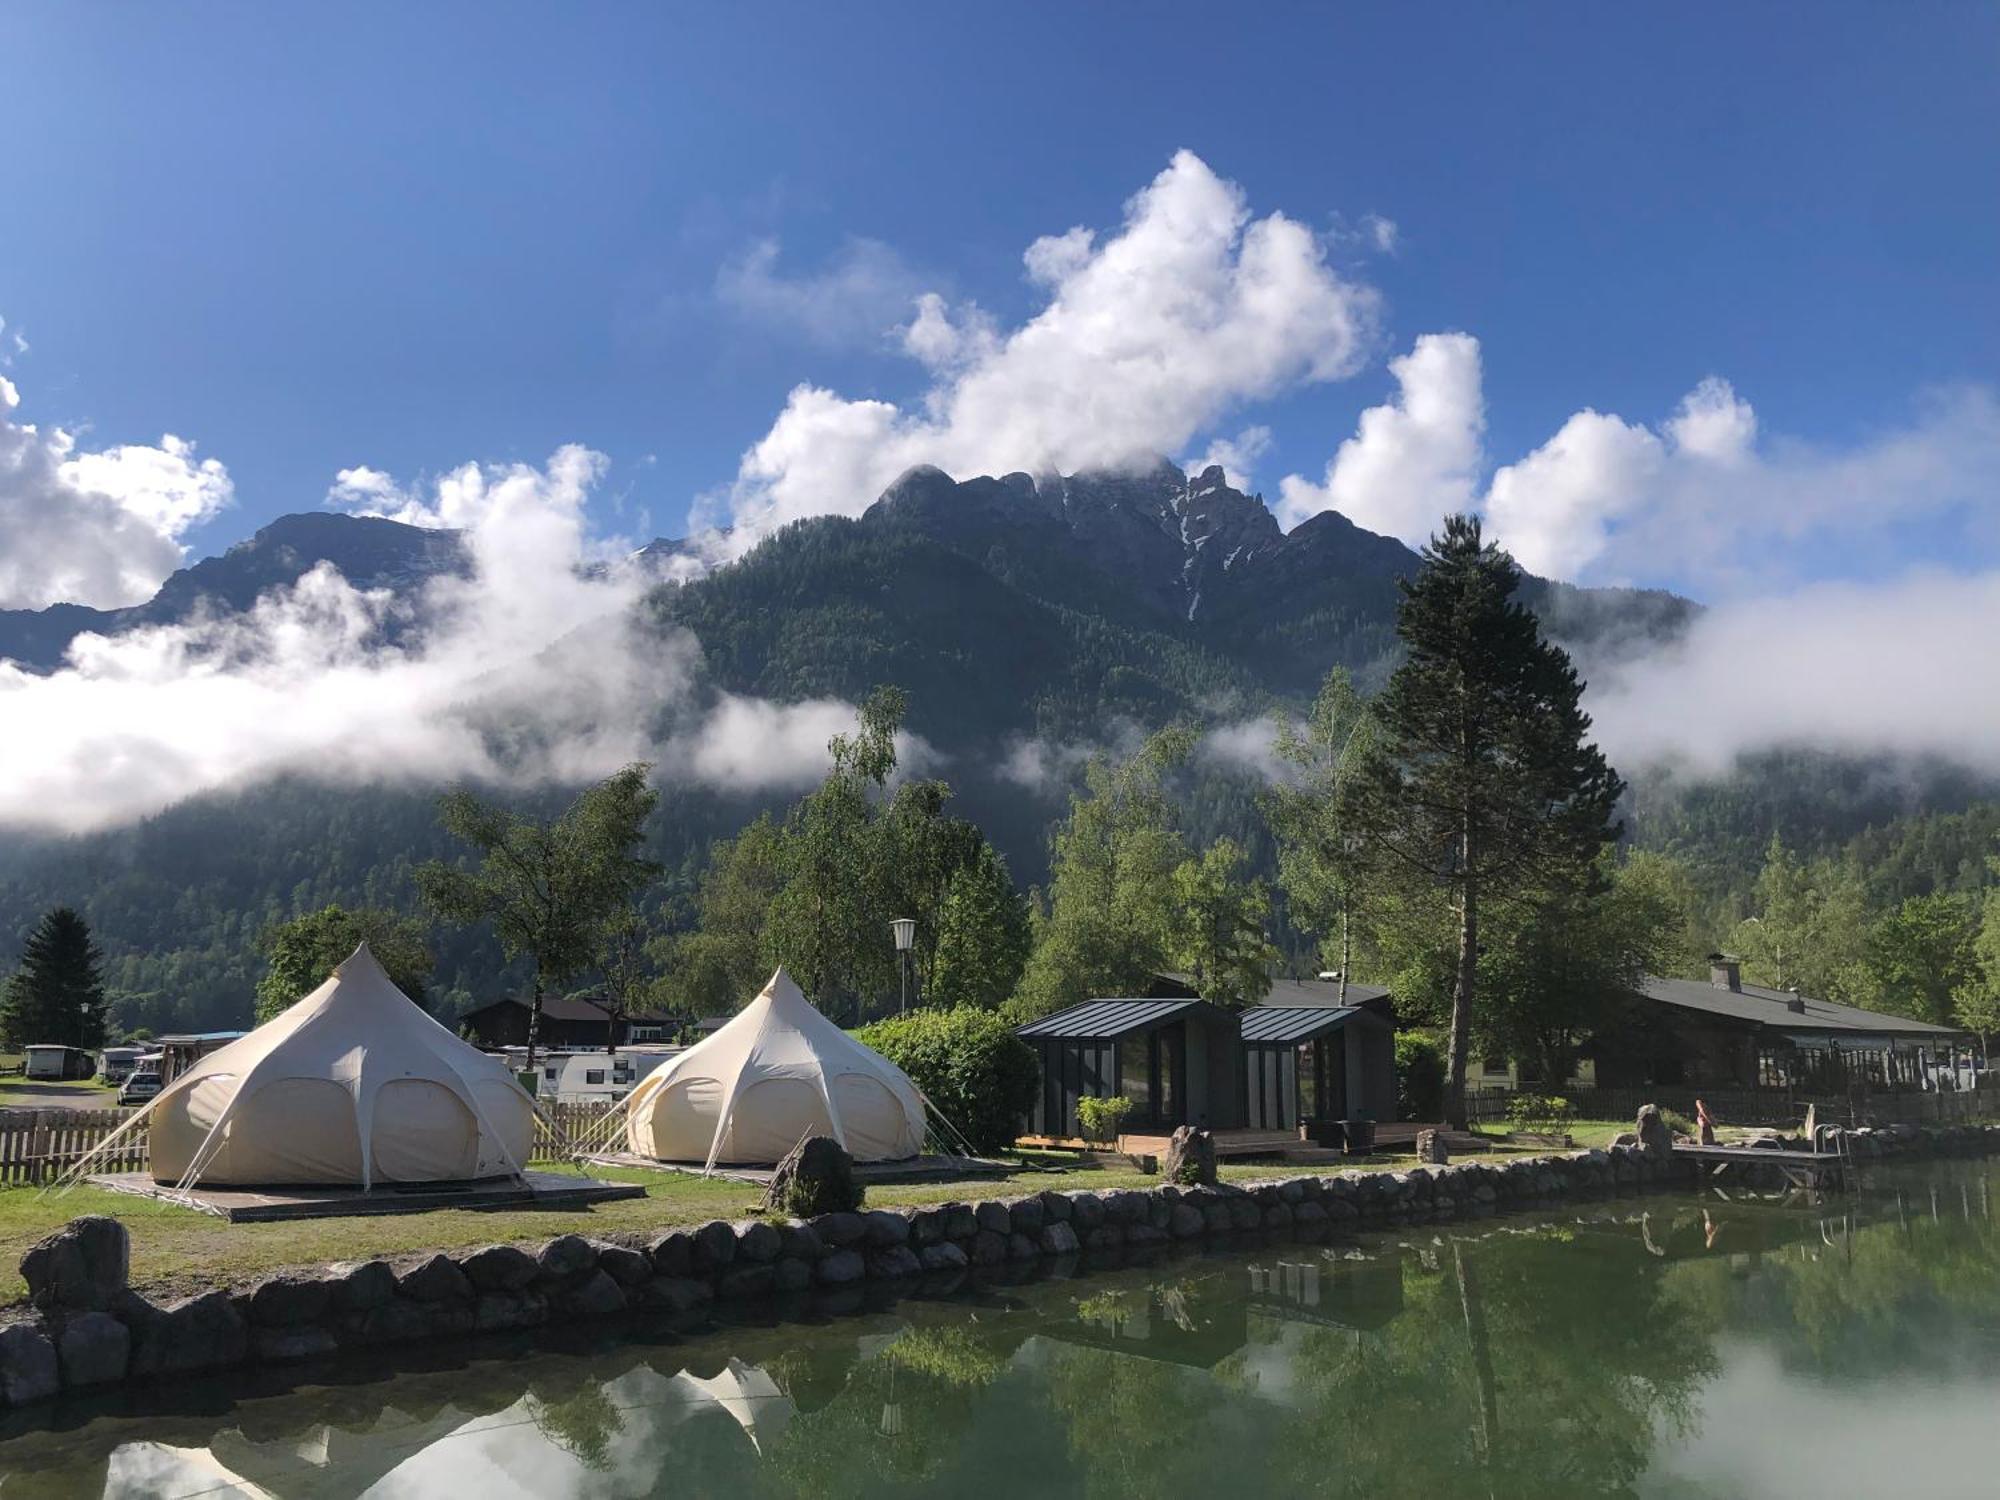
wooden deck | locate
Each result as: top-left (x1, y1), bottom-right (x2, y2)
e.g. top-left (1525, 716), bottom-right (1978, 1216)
top-left (1018, 1124), bottom-right (1493, 1167)
top-left (85, 1170), bottom-right (646, 1223)
top-left (1674, 1143), bottom-right (1850, 1191)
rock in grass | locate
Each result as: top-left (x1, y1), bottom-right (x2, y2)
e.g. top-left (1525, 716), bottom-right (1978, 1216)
top-left (766, 1135), bottom-right (862, 1217)
top-left (21, 1217), bottom-right (130, 1314)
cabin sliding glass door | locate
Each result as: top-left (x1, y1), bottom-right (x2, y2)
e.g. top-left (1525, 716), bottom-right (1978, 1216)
top-left (1119, 1024), bottom-right (1187, 1129)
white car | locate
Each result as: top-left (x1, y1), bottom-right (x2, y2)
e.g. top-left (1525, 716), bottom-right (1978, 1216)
top-left (118, 1072), bottom-right (163, 1107)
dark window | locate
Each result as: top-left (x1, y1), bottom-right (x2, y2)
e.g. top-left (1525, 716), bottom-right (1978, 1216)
top-left (586, 1069), bottom-right (605, 1085)
top-left (1158, 1027), bottom-right (1181, 1125)
top-left (1297, 1041), bottom-right (1318, 1121)
top-left (1122, 1034), bottom-right (1152, 1122)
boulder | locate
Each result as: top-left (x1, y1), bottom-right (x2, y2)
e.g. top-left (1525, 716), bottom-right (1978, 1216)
top-left (328, 1260), bottom-right (397, 1312)
top-left (723, 1220), bottom-right (776, 1264)
top-left (1168, 1202), bottom-right (1205, 1238)
top-left (716, 1264), bottom-right (777, 1300)
top-left (648, 1231), bottom-right (693, 1277)
top-left (640, 1277), bottom-right (715, 1316)
top-left (690, 1221), bottom-right (738, 1272)
top-left (810, 1211), bottom-right (868, 1248)
top-left (461, 1244), bottom-right (540, 1293)
top-left (1164, 1127), bottom-right (1217, 1187)
top-left (0, 1322), bottom-right (61, 1406)
top-left (1038, 1191), bottom-right (1074, 1224)
top-left (919, 1241), bottom-right (969, 1272)
top-left (941, 1203), bottom-right (978, 1239)
top-left (473, 1292), bottom-right (548, 1333)
top-left (969, 1231), bottom-right (1008, 1266)
top-left (248, 1274), bottom-right (334, 1327)
top-left (397, 1254), bottom-right (473, 1304)
top-left (766, 1135), bottom-right (861, 1216)
top-left (776, 1222), bottom-right (824, 1261)
top-left (129, 1290), bottom-right (248, 1377)
top-left (867, 1245), bottom-right (922, 1280)
top-left (553, 1269), bottom-right (627, 1318)
top-left (1039, 1222), bottom-right (1080, 1256)
top-left (597, 1244), bottom-right (654, 1286)
top-left (817, 1249), bottom-right (866, 1286)
top-left (1007, 1197), bottom-right (1045, 1236)
top-left (537, 1235), bottom-right (598, 1280)
top-left (973, 1201), bottom-right (1012, 1235)
top-left (773, 1258), bottom-right (815, 1293)
top-left (1415, 1129), bottom-right (1449, 1166)
top-left (21, 1216), bottom-right (130, 1314)
top-left (1635, 1105), bottom-right (1674, 1159)
top-left (862, 1210), bottom-right (911, 1247)
top-left (57, 1310), bottom-right (130, 1387)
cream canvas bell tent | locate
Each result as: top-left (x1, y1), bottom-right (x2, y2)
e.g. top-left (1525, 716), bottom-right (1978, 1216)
top-left (624, 967), bottom-right (926, 1168)
top-left (149, 942), bottom-right (534, 1188)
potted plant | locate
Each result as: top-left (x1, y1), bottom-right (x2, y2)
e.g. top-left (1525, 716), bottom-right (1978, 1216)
top-left (1075, 1094), bottom-right (1133, 1148)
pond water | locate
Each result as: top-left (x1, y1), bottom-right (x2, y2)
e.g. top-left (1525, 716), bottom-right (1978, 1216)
top-left (3, 1159), bottom-right (1997, 1499)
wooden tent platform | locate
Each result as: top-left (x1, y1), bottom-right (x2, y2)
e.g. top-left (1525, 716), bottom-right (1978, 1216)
top-left (1021, 1124), bottom-right (1494, 1166)
top-left (84, 1170), bottom-right (645, 1223)
top-left (582, 1151), bottom-right (1015, 1187)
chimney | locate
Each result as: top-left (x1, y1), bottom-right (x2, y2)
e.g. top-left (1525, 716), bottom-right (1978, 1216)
top-left (1786, 992), bottom-right (1806, 1014)
top-left (1707, 954), bottom-right (1741, 992)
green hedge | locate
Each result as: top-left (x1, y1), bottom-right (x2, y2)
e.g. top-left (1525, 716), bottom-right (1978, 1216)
top-left (857, 1008), bottom-right (1040, 1153)
top-left (1394, 1032), bottom-right (1445, 1123)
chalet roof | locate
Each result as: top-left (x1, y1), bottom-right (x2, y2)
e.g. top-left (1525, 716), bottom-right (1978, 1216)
top-left (459, 994), bottom-right (674, 1026)
top-left (1633, 975), bottom-right (1964, 1039)
top-left (1257, 977), bottom-right (1392, 1009)
top-left (1239, 1004), bottom-right (1390, 1045)
top-left (1017, 998), bottom-right (1228, 1040)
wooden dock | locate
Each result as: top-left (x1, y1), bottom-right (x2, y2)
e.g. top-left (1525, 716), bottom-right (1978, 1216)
top-left (1673, 1143), bottom-right (1850, 1191)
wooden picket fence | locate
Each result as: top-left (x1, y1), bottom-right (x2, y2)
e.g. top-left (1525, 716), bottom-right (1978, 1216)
top-left (0, 1108), bottom-right (149, 1186)
top-left (0, 1095), bottom-right (621, 1188)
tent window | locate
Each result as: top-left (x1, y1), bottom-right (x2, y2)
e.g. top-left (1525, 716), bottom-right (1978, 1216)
top-left (586, 1070), bottom-right (606, 1085)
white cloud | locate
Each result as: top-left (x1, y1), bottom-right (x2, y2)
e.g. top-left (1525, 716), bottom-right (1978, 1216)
top-left (715, 235), bottom-right (929, 351)
top-left (664, 693), bottom-right (932, 794)
top-left (1276, 331), bottom-right (1484, 534)
top-left (1585, 568), bottom-right (2000, 776)
top-left (0, 368), bottom-right (234, 609)
top-left (708, 150), bottom-right (1379, 548)
top-left (1186, 426), bottom-right (1273, 491)
top-left (1484, 378), bottom-right (2000, 589)
top-left (1275, 330), bottom-right (2000, 599)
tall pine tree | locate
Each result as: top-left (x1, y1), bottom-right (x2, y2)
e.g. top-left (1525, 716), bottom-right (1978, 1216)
top-left (1351, 516), bottom-right (1623, 1127)
top-left (1, 907), bottom-right (109, 1050)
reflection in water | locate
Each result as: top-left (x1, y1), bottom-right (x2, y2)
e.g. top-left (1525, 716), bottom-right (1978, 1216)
top-left (3, 1160), bottom-right (1997, 1500)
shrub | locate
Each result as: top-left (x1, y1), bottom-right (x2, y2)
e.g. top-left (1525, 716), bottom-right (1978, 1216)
top-left (1075, 1094), bottom-right (1133, 1144)
top-left (857, 1008), bottom-right (1040, 1153)
top-left (1506, 1092), bottom-right (1575, 1136)
top-left (1394, 1033), bottom-right (1446, 1122)
top-left (1661, 1108), bottom-right (1695, 1138)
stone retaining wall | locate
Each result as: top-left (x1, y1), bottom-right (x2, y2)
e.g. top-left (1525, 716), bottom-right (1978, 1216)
top-left (3, 1121), bottom-right (1995, 1410)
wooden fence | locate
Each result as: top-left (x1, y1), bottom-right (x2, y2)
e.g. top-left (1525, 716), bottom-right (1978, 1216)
top-left (0, 1096), bottom-right (622, 1187)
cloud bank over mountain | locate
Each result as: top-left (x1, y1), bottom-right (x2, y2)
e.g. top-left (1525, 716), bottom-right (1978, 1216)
top-left (0, 444), bottom-right (882, 834)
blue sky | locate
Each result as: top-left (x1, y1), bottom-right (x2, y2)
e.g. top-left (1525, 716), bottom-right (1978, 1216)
top-left (3, 2), bottom-right (1996, 601)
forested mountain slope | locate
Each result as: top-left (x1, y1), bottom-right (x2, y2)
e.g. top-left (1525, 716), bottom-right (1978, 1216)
top-left (9, 455), bottom-right (1967, 1033)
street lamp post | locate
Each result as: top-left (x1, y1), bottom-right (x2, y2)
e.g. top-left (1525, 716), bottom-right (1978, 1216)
top-left (891, 917), bottom-right (917, 1015)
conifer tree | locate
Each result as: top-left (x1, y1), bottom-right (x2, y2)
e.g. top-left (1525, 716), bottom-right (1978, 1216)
top-left (0, 907), bottom-right (109, 1050)
top-left (1349, 516), bottom-right (1623, 1127)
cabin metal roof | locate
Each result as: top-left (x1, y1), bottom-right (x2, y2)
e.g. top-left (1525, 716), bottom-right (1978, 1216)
top-left (1239, 1004), bottom-right (1384, 1045)
top-left (1017, 998), bottom-right (1214, 1040)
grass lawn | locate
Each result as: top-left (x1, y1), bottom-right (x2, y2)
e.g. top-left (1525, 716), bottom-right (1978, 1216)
top-left (0, 1150), bottom-right (1450, 1306)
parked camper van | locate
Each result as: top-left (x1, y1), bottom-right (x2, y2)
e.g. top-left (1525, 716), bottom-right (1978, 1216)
top-left (537, 1049), bottom-right (677, 1102)
top-left (23, 1045), bottom-right (98, 1082)
top-left (100, 1045), bottom-right (147, 1084)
